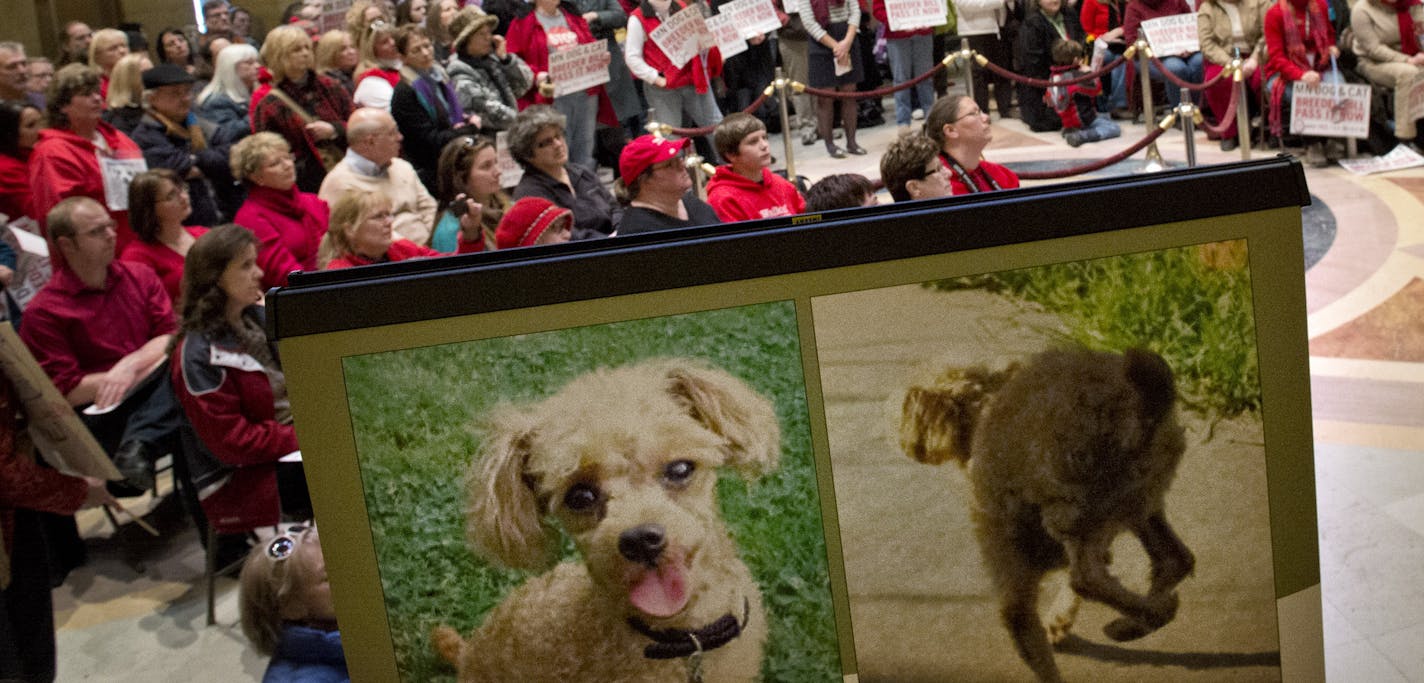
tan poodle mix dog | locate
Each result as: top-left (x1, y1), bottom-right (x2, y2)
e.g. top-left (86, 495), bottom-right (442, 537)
top-left (899, 347), bottom-right (1196, 683)
top-left (432, 358), bottom-right (780, 682)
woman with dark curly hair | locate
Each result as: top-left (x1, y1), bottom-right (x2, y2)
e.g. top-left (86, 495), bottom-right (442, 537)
top-left (171, 224), bottom-right (309, 568)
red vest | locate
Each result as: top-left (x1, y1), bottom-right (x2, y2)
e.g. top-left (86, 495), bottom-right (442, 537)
top-left (631, 2), bottom-right (723, 93)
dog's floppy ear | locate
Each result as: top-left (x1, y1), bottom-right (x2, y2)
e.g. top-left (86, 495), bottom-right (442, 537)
top-left (899, 383), bottom-right (971, 466)
top-left (662, 360), bottom-right (781, 480)
top-left (465, 407), bottom-right (557, 570)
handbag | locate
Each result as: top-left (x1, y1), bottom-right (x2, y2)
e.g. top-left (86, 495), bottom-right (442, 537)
top-left (262, 87), bottom-right (343, 171)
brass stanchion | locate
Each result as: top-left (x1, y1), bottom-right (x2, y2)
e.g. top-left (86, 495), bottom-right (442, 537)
top-left (958, 38), bottom-right (974, 104)
top-left (686, 153), bottom-right (710, 200)
top-left (774, 67), bottom-right (796, 182)
top-left (1136, 41), bottom-right (1164, 172)
top-left (1232, 60), bottom-right (1251, 160)
top-left (1179, 87), bottom-right (1198, 167)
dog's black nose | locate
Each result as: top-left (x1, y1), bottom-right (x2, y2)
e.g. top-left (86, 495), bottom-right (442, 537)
top-left (618, 524), bottom-right (666, 565)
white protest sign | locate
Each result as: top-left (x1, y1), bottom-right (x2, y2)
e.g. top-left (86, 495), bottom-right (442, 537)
top-left (705, 14), bottom-right (748, 59)
top-left (99, 155), bottom-right (147, 212)
top-left (549, 41), bottom-right (612, 97)
top-left (884, 0), bottom-right (948, 32)
top-left (1337, 144), bottom-right (1424, 175)
top-left (321, 0), bottom-right (353, 32)
top-left (1141, 14), bottom-right (1199, 55)
top-left (718, 0), bottom-right (784, 37)
top-left (0, 221), bottom-right (51, 311)
top-left (650, 5), bottom-right (711, 70)
top-left (1289, 81), bottom-right (1371, 138)
top-left (496, 131), bottom-right (523, 189)
top-left (1407, 77), bottom-right (1424, 125)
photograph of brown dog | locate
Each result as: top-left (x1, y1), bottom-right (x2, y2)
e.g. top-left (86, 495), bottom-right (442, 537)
top-left (812, 246), bottom-right (1281, 682)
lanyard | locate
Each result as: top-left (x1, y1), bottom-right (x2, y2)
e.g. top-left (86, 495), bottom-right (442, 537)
top-left (942, 153), bottom-right (1001, 193)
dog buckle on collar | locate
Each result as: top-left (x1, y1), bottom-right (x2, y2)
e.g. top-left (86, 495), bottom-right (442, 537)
top-left (685, 633), bottom-right (704, 683)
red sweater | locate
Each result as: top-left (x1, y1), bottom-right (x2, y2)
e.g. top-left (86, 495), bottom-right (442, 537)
top-left (706, 166), bottom-right (805, 222)
top-left (939, 156), bottom-right (1022, 194)
top-left (324, 239), bottom-right (443, 269)
top-left (1263, 0), bottom-right (1336, 83)
top-left (0, 153), bottom-right (32, 224)
top-left (117, 226), bottom-right (209, 304)
top-left (233, 185), bottom-right (330, 290)
top-left (1123, 0), bottom-right (1193, 45)
top-left (29, 123), bottom-right (143, 251)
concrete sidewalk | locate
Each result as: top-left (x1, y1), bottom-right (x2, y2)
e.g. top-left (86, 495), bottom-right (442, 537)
top-left (812, 284), bottom-right (1282, 682)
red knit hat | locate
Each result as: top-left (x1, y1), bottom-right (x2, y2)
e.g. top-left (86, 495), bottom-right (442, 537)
top-left (619, 135), bottom-right (690, 182)
top-left (496, 197), bottom-right (573, 249)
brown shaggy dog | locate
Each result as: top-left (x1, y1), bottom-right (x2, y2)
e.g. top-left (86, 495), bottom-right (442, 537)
top-left (899, 347), bottom-right (1196, 683)
top-left (431, 358), bottom-right (778, 682)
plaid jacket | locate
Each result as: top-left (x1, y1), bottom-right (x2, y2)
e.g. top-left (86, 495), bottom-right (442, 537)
top-left (250, 71), bottom-right (354, 193)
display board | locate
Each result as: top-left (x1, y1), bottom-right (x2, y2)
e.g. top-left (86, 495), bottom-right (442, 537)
top-left (268, 158), bottom-right (1324, 682)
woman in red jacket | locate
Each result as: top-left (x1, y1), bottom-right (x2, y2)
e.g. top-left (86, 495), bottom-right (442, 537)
top-left (624, 0), bottom-right (724, 158)
top-left (172, 225), bottom-right (308, 568)
top-left (506, 0), bottom-right (617, 170)
top-left (0, 102), bottom-right (40, 225)
top-left (230, 132), bottom-right (331, 289)
top-left (29, 64), bottom-right (146, 250)
top-left (1262, 0), bottom-right (1340, 164)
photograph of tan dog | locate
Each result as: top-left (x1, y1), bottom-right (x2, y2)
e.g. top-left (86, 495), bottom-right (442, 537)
top-left (899, 347), bottom-right (1195, 682)
top-left (432, 358), bottom-right (779, 682)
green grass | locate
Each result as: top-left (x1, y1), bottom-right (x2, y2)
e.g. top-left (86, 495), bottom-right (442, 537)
top-left (341, 301), bottom-right (839, 681)
top-left (927, 242), bottom-right (1262, 416)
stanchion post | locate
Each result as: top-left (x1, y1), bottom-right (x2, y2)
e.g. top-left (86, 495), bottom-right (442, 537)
top-left (774, 67), bottom-right (796, 182)
top-left (959, 38), bottom-right (974, 103)
top-left (688, 154), bottom-right (709, 200)
top-left (1137, 41), bottom-right (1164, 172)
top-left (1179, 88), bottom-right (1197, 167)
top-left (1232, 61), bottom-right (1250, 160)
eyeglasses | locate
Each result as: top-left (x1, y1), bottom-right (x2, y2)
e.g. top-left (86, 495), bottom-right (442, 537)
top-left (952, 105), bottom-right (985, 122)
top-left (266, 524), bottom-right (311, 561)
top-left (535, 131), bottom-right (564, 149)
top-left (921, 162), bottom-right (946, 179)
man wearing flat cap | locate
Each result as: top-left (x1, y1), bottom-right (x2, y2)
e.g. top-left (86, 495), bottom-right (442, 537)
top-left (129, 63), bottom-right (243, 224)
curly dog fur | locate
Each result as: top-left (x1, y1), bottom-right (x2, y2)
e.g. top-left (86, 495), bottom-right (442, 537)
top-left (432, 358), bottom-right (779, 682)
top-left (899, 347), bottom-right (1196, 683)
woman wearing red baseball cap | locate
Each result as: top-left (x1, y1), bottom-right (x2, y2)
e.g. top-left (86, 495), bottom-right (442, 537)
top-left (613, 134), bottom-right (719, 235)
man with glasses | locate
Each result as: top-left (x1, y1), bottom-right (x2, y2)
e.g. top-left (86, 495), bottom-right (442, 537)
top-left (318, 108), bottom-right (439, 245)
top-left (19, 197), bottom-right (186, 498)
top-left (131, 64), bottom-right (241, 224)
top-left (0, 43), bottom-right (29, 104)
top-left (57, 21), bottom-right (93, 67)
top-left (26, 57), bottom-right (54, 109)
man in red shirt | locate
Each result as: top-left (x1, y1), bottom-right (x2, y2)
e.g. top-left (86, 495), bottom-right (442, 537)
top-left (19, 197), bottom-right (184, 494)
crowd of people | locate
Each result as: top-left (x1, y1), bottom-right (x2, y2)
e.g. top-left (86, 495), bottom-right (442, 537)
top-left (0, 0), bottom-right (1421, 679)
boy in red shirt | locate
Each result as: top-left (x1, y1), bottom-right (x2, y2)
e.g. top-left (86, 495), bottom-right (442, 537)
top-left (705, 113), bottom-right (805, 222)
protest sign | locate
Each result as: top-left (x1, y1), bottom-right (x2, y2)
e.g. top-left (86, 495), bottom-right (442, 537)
top-left (1289, 82), bottom-right (1371, 138)
top-left (1141, 14), bottom-right (1199, 55)
top-left (550, 42), bottom-right (612, 97)
top-left (718, 0), bottom-right (784, 37)
top-left (321, 0), bottom-right (353, 32)
top-left (650, 5), bottom-right (711, 69)
top-left (705, 14), bottom-right (748, 59)
top-left (0, 219), bottom-right (50, 311)
top-left (1337, 144), bottom-right (1424, 175)
top-left (884, 0), bottom-right (948, 32)
top-left (0, 326), bottom-right (118, 480)
top-left (496, 132), bottom-right (524, 189)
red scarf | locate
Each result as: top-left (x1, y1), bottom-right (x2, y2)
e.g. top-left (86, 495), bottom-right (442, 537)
top-left (1269, 0), bottom-right (1333, 135)
top-left (1383, 0), bottom-right (1421, 55)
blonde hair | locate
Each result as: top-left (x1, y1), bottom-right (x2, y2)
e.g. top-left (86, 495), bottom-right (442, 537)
top-left (356, 18), bottom-right (400, 72)
top-left (105, 53), bottom-right (149, 109)
top-left (230, 131), bottom-right (292, 182)
top-left (315, 29), bottom-right (353, 73)
top-left (239, 527), bottom-right (320, 656)
top-left (319, 190), bottom-right (391, 266)
top-left (88, 28), bottom-right (128, 71)
top-left (260, 25), bottom-right (314, 80)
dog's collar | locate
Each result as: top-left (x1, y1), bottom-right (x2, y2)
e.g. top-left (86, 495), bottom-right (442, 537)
top-left (627, 597), bottom-right (750, 660)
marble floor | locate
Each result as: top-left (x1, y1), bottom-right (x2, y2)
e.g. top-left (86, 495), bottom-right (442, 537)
top-left (50, 90), bottom-right (1424, 681)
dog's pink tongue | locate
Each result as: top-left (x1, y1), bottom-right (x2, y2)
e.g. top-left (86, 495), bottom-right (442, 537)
top-left (629, 562), bottom-right (688, 618)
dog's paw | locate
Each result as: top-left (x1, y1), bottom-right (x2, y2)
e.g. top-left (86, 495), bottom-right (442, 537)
top-left (1103, 616), bottom-right (1154, 642)
top-left (1045, 584), bottom-right (1080, 645)
top-left (1102, 591), bottom-right (1179, 642)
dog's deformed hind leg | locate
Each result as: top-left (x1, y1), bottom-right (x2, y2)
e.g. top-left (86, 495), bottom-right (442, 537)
top-left (1103, 512), bottom-right (1195, 642)
top-left (1058, 531), bottom-right (1179, 644)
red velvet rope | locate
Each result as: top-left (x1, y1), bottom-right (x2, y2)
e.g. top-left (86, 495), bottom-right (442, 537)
top-left (1015, 124), bottom-right (1170, 179)
top-left (1196, 74), bottom-right (1240, 138)
top-left (1146, 55), bottom-right (1230, 92)
top-left (977, 53), bottom-right (1129, 89)
top-left (801, 61), bottom-right (948, 99)
top-left (666, 91), bottom-right (774, 136)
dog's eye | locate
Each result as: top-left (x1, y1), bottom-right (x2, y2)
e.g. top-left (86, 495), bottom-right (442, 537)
top-left (663, 460), bottom-right (695, 485)
top-left (563, 484), bottom-right (599, 512)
